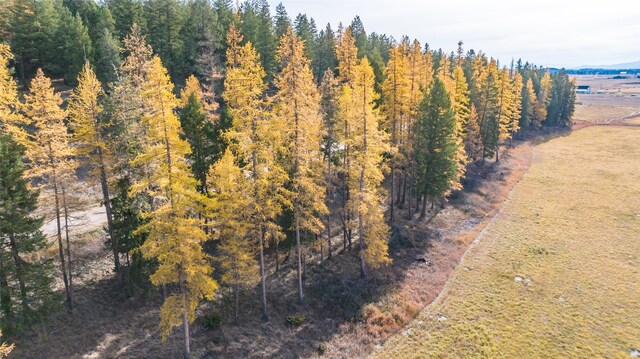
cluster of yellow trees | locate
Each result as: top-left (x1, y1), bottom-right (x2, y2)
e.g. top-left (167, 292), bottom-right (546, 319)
top-left (381, 40), bottom-right (525, 219)
top-left (0, 21), bottom-right (541, 357)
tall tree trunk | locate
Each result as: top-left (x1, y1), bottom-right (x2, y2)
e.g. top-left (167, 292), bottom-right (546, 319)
top-left (9, 235), bottom-right (29, 315)
top-left (97, 147), bottom-right (120, 275)
top-left (318, 233), bottom-right (324, 267)
top-left (49, 152), bottom-right (71, 313)
top-left (394, 172), bottom-right (402, 208)
top-left (390, 166), bottom-right (396, 221)
top-left (496, 147), bottom-right (499, 163)
top-left (420, 187), bottom-right (428, 219)
top-left (326, 146), bottom-right (332, 260)
top-left (294, 198), bottom-right (303, 304)
top-left (0, 256), bottom-right (14, 331)
top-left (233, 284), bottom-right (239, 324)
top-left (293, 103), bottom-right (304, 305)
top-left (358, 210), bottom-right (366, 279)
top-left (359, 86), bottom-right (368, 279)
top-left (400, 173), bottom-right (407, 207)
top-left (407, 177), bottom-right (412, 216)
top-left (61, 185), bottom-right (73, 313)
top-left (180, 277), bottom-right (190, 359)
top-left (342, 220), bottom-right (347, 252)
top-left (274, 237), bottom-right (279, 273)
top-left (259, 226), bottom-right (269, 321)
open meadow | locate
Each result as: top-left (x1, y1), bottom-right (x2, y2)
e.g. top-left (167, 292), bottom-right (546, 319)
top-left (573, 75), bottom-right (640, 124)
top-left (375, 124), bottom-right (640, 358)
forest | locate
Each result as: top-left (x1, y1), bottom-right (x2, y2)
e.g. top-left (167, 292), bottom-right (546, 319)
top-left (0, 0), bottom-right (576, 357)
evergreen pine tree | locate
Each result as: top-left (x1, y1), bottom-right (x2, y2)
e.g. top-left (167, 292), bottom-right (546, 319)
top-left (144, 0), bottom-right (184, 80)
top-left (274, 2), bottom-right (291, 42)
top-left (479, 60), bottom-right (500, 163)
top-left (0, 134), bottom-right (58, 334)
top-left (179, 76), bottom-right (217, 194)
top-left (314, 23), bottom-right (337, 82)
top-left (413, 78), bottom-right (459, 216)
top-left (55, 7), bottom-right (93, 84)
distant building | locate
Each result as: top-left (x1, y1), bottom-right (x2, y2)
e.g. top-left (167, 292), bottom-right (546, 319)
top-left (576, 85), bottom-right (591, 94)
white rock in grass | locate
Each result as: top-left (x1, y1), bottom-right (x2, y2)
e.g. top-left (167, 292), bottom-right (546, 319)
top-left (630, 348), bottom-right (640, 358)
top-left (437, 315), bottom-right (448, 321)
top-left (514, 276), bottom-right (523, 283)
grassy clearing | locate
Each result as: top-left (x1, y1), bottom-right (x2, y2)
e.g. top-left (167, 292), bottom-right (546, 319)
top-left (376, 125), bottom-right (640, 358)
top-left (572, 75), bottom-right (640, 124)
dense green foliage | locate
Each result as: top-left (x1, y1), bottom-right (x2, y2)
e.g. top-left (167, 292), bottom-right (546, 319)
top-left (0, 135), bottom-right (59, 334)
top-left (413, 78), bottom-right (459, 214)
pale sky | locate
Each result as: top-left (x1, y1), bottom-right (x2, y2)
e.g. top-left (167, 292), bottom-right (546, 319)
top-left (268, 0), bottom-right (640, 68)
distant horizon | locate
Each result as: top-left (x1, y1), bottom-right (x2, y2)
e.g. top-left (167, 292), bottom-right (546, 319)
top-left (267, 0), bottom-right (640, 69)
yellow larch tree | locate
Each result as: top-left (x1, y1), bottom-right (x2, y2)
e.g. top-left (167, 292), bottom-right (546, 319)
top-left (336, 83), bottom-right (356, 250)
top-left (208, 149), bottom-right (258, 323)
top-left (0, 330), bottom-right (12, 358)
top-left (401, 39), bottom-right (430, 212)
top-left (508, 72), bottom-right (523, 144)
top-left (108, 24), bottom-right (153, 176)
top-left (274, 29), bottom-right (327, 304)
top-left (336, 28), bottom-right (358, 85)
top-left (533, 71), bottom-right (552, 127)
top-left (0, 44), bottom-right (27, 144)
top-left (447, 66), bottom-right (471, 192)
top-left (68, 62), bottom-right (121, 274)
top-left (335, 27), bottom-right (360, 250)
top-left (471, 51), bottom-right (489, 107)
top-left (23, 69), bottom-right (76, 312)
top-left (496, 67), bottom-right (515, 160)
top-left (350, 58), bottom-right (391, 278)
top-left (223, 27), bottom-right (288, 321)
top-left (524, 78), bottom-right (542, 129)
top-left (465, 104), bottom-right (483, 162)
top-left (120, 23), bottom-right (152, 87)
top-left (180, 75), bottom-right (205, 106)
top-left (320, 69), bottom-right (339, 260)
top-left (381, 43), bottom-right (410, 220)
top-left (130, 57), bottom-right (218, 358)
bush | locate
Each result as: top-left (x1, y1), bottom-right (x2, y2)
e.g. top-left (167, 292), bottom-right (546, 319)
top-left (317, 343), bottom-right (326, 355)
top-left (201, 313), bottom-right (221, 329)
top-left (286, 315), bottom-right (305, 326)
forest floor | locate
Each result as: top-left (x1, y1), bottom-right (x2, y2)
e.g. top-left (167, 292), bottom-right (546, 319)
top-left (375, 125), bottom-right (640, 356)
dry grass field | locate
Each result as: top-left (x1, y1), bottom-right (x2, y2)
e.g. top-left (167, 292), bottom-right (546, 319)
top-left (573, 75), bottom-right (640, 124)
top-left (375, 125), bottom-right (640, 358)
